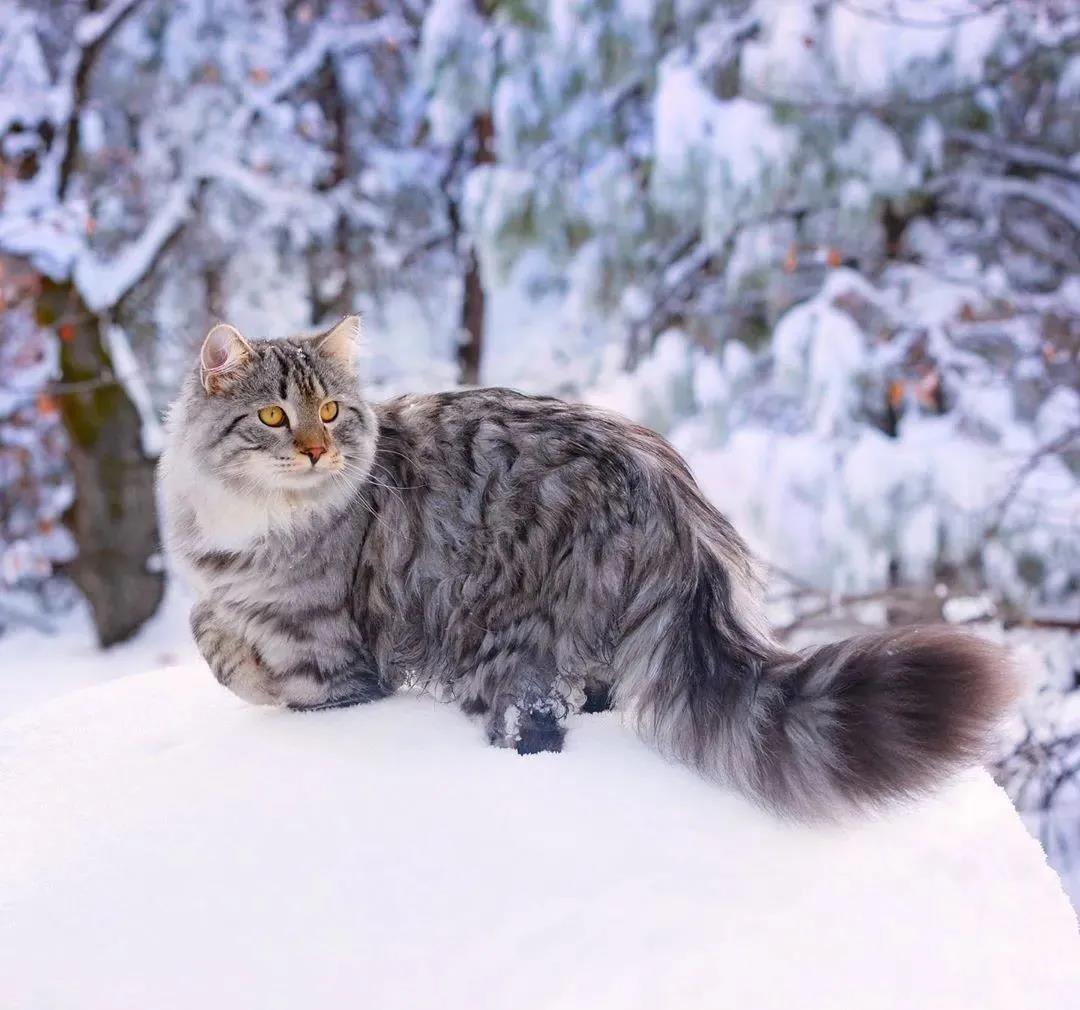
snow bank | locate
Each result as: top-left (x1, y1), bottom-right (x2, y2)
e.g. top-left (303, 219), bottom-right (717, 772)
top-left (1, 666), bottom-right (1078, 1010)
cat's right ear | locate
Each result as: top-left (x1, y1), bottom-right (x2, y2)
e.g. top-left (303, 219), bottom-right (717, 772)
top-left (200, 323), bottom-right (252, 394)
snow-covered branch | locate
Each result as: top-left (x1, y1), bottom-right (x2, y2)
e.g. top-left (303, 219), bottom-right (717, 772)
top-left (230, 16), bottom-right (411, 133)
top-left (983, 178), bottom-right (1080, 234)
top-left (74, 0), bottom-right (143, 48)
top-left (948, 130), bottom-right (1080, 184)
top-left (74, 179), bottom-right (197, 311)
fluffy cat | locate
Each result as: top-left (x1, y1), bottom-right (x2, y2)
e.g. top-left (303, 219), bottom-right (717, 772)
top-left (159, 317), bottom-right (1016, 818)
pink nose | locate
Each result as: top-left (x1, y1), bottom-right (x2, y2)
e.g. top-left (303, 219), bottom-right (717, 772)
top-left (299, 445), bottom-right (325, 465)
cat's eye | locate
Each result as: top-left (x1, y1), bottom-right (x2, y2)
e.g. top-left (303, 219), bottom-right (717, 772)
top-left (258, 405), bottom-right (287, 427)
top-left (320, 401), bottom-right (339, 422)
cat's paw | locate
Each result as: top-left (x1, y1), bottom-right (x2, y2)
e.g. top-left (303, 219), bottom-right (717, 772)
top-left (514, 709), bottom-right (566, 755)
top-left (581, 679), bottom-right (613, 714)
top-left (486, 704), bottom-right (565, 755)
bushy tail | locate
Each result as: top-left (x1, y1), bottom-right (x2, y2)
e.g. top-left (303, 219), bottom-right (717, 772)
top-left (636, 562), bottom-right (1018, 819)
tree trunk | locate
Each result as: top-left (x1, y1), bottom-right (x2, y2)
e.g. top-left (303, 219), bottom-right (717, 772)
top-left (457, 247), bottom-right (485, 386)
top-left (456, 110), bottom-right (495, 386)
top-left (38, 280), bottom-right (164, 646)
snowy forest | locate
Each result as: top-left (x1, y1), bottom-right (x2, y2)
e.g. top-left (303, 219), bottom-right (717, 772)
top-left (0, 0), bottom-right (1077, 909)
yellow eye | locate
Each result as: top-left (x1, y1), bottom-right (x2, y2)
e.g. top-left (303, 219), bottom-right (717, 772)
top-left (320, 400), bottom-right (339, 422)
top-left (257, 405), bottom-right (287, 427)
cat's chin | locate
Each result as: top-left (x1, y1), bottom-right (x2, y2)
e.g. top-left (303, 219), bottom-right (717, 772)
top-left (264, 467), bottom-right (367, 509)
top-left (272, 467), bottom-right (342, 491)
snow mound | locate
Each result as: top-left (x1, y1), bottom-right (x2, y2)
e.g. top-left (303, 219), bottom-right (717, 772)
top-left (1, 666), bottom-right (1078, 1010)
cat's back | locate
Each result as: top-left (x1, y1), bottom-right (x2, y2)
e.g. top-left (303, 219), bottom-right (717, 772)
top-left (373, 386), bottom-right (686, 481)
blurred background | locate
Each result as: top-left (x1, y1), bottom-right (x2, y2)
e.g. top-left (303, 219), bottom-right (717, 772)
top-left (0, 0), bottom-right (1077, 908)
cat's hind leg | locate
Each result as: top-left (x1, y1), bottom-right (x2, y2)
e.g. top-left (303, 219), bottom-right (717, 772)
top-left (487, 690), bottom-right (568, 755)
top-left (582, 675), bottom-right (613, 713)
top-left (463, 643), bottom-right (572, 755)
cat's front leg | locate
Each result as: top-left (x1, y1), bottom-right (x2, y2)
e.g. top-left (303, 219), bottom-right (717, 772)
top-left (190, 599), bottom-right (280, 706)
top-left (192, 600), bottom-right (391, 710)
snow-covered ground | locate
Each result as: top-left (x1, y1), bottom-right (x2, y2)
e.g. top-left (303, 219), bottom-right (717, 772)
top-left (0, 587), bottom-right (198, 720)
top-left (2, 654), bottom-right (1079, 1009)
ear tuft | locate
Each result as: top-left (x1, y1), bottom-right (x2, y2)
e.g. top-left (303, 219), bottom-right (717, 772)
top-left (200, 323), bottom-right (252, 393)
top-left (317, 315), bottom-right (362, 367)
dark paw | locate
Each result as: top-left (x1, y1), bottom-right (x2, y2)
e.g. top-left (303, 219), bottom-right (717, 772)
top-left (460, 695), bottom-right (489, 717)
top-left (582, 681), bottom-right (612, 714)
top-left (515, 710), bottom-right (565, 755)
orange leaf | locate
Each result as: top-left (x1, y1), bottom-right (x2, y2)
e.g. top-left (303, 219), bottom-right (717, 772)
top-left (58, 323), bottom-right (75, 343)
top-left (782, 246), bottom-right (798, 274)
top-left (825, 247), bottom-right (842, 268)
top-left (36, 393), bottom-right (58, 416)
top-left (887, 380), bottom-right (905, 410)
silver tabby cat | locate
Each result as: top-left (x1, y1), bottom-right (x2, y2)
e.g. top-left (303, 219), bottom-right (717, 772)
top-left (159, 317), bottom-right (1016, 818)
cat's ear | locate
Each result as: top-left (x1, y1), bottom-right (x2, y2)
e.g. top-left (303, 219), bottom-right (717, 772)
top-left (200, 323), bottom-right (252, 394)
top-left (316, 315), bottom-right (361, 368)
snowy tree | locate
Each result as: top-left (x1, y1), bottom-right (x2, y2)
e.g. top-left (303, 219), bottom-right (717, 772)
top-left (0, 0), bottom-right (417, 641)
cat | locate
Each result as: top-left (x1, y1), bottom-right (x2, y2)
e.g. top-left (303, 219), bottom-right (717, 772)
top-left (158, 317), bottom-right (1017, 818)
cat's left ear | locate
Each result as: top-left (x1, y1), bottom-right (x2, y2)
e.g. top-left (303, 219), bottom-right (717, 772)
top-left (316, 315), bottom-right (362, 368)
top-left (200, 323), bottom-right (252, 394)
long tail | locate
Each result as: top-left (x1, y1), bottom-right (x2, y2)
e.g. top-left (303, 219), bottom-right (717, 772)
top-left (635, 556), bottom-right (1018, 819)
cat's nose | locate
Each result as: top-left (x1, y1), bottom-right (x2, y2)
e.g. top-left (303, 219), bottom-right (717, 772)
top-left (299, 445), bottom-right (325, 465)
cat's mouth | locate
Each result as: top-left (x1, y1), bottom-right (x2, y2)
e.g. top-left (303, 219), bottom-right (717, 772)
top-left (277, 460), bottom-right (342, 486)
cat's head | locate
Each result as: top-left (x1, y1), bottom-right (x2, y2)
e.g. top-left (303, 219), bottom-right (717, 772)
top-left (173, 316), bottom-right (377, 499)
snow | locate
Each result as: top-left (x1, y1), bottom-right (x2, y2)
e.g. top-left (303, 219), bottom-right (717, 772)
top-left (1, 660), bottom-right (1078, 1010)
top-left (827, 1), bottom-right (1004, 98)
top-left (0, 587), bottom-right (197, 719)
